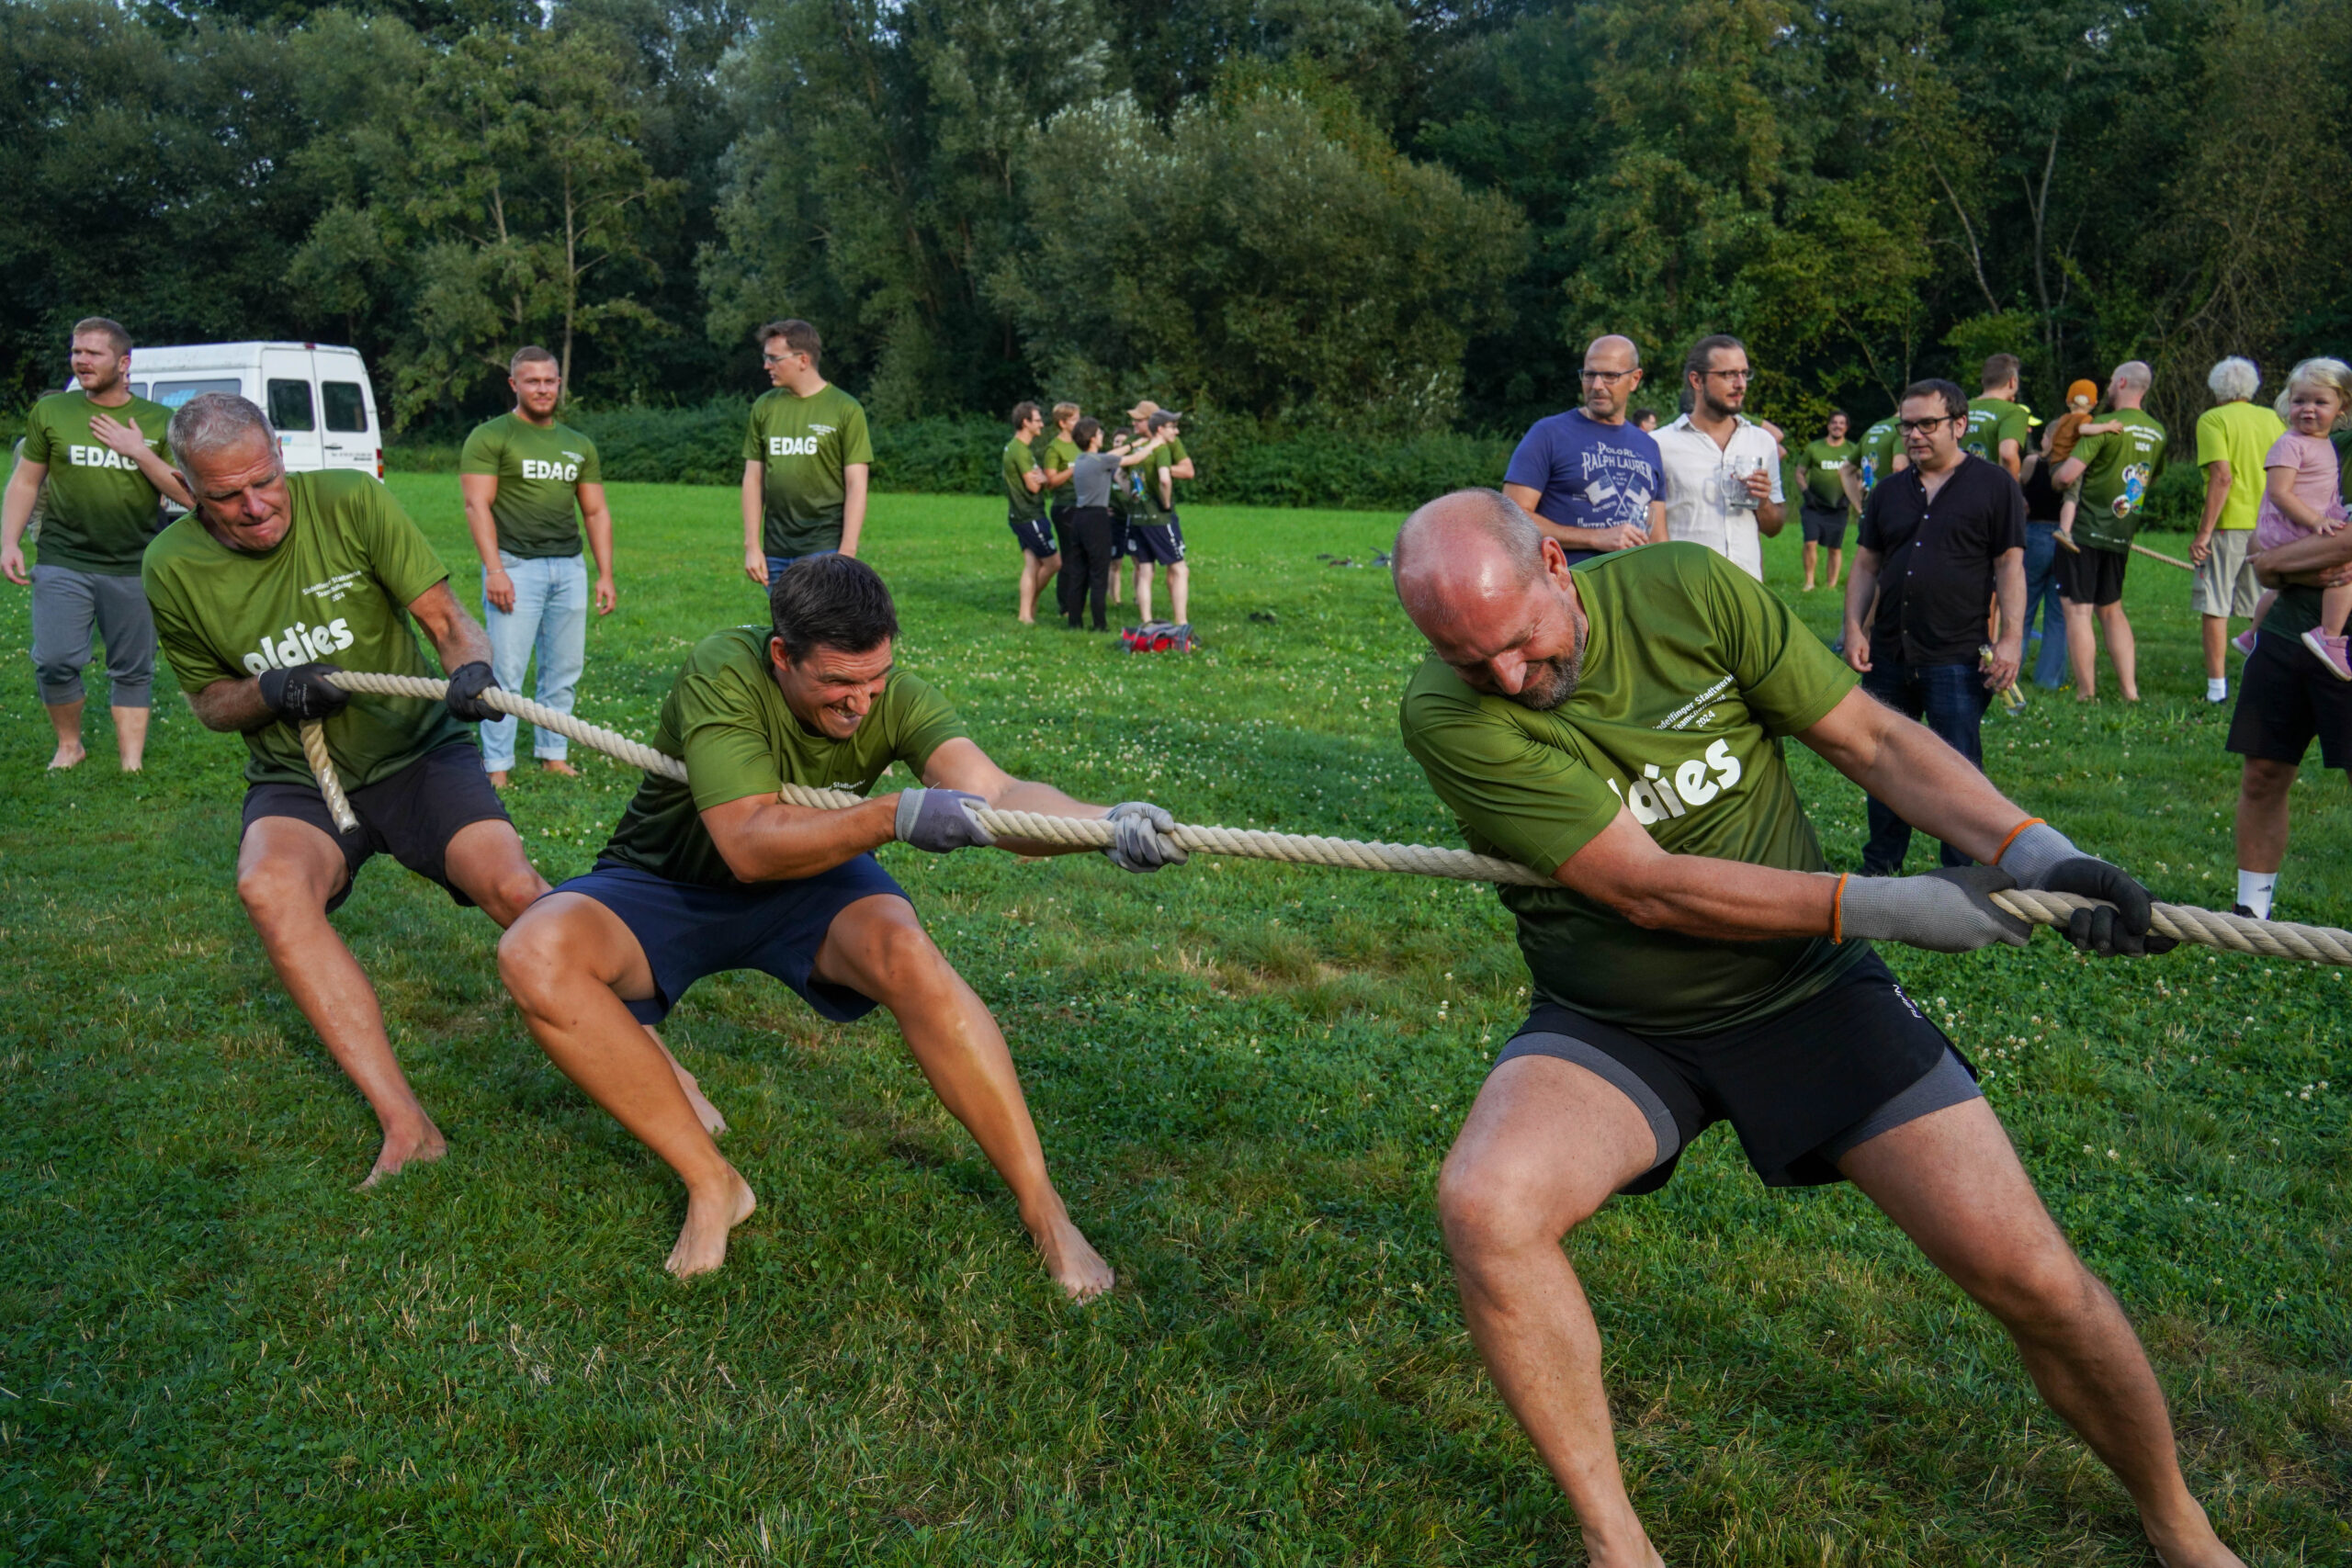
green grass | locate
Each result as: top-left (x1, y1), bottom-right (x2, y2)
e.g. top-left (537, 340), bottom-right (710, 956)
top-left (3, 481), bottom-right (2346, 1565)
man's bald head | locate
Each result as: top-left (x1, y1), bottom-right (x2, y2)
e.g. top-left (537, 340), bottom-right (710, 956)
top-left (1393, 491), bottom-right (1590, 710)
top-left (1394, 490), bottom-right (1546, 608)
top-left (1581, 334), bottom-right (1645, 423)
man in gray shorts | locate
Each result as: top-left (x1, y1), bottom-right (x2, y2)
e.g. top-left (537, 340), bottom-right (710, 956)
top-left (1, 318), bottom-right (190, 771)
top-left (1392, 490), bottom-right (2240, 1567)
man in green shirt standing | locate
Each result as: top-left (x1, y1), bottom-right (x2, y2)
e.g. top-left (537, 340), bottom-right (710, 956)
top-left (1001, 400), bottom-right (1062, 624)
top-left (2052, 361), bottom-right (2168, 702)
top-left (1114, 400), bottom-right (1194, 607)
top-left (1390, 489), bottom-right (2233, 1568)
top-left (142, 392), bottom-right (549, 1187)
top-left (1041, 401), bottom-right (1082, 620)
top-left (1963, 353), bottom-right (2036, 479)
top-left (1, 318), bottom-right (191, 772)
top-left (460, 345), bottom-right (618, 785)
top-left (741, 320), bottom-right (872, 588)
top-left (1131, 410), bottom-right (1191, 626)
top-left (1854, 410), bottom-right (1905, 502)
top-left (1793, 410), bottom-right (1856, 592)
top-left (496, 554), bottom-right (1182, 1284)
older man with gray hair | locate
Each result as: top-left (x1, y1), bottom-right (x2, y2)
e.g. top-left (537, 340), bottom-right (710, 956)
top-left (1387, 488), bottom-right (2236, 1568)
top-left (2189, 357), bottom-right (2284, 704)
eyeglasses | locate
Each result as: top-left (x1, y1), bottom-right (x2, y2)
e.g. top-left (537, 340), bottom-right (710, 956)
top-left (1704, 368), bottom-right (1753, 382)
top-left (1897, 416), bottom-right (1962, 435)
top-left (761, 351), bottom-right (800, 365)
top-left (1579, 368), bottom-right (1637, 384)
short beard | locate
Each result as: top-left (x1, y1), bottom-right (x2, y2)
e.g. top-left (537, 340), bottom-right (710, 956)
top-left (1507, 606), bottom-right (1589, 712)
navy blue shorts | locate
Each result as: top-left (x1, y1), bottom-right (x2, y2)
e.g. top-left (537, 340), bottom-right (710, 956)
top-left (1130, 517), bottom-right (1185, 566)
top-left (556, 856), bottom-right (908, 1025)
top-left (1008, 514), bottom-right (1057, 558)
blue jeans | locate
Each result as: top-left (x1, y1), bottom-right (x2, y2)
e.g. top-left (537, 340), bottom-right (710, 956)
top-left (1859, 659), bottom-right (1992, 874)
top-left (763, 549), bottom-right (835, 587)
top-left (481, 551), bottom-right (587, 772)
top-left (2023, 522), bottom-right (2070, 689)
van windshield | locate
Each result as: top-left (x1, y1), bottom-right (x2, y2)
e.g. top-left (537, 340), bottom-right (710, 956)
top-left (153, 378), bottom-right (241, 410)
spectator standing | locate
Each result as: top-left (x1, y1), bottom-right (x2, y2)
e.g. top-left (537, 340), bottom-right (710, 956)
top-left (1500, 334), bottom-right (1664, 567)
top-left (1132, 410), bottom-right (1190, 626)
top-left (1001, 402), bottom-right (1061, 625)
top-left (741, 320), bottom-right (871, 589)
top-left (1042, 402), bottom-right (1081, 619)
top-left (2018, 432), bottom-right (2073, 688)
top-left (1795, 411), bottom-right (1857, 592)
top-left (2189, 357), bottom-right (2285, 704)
top-left (1113, 400), bottom-right (1195, 608)
top-left (1061, 417), bottom-right (1160, 630)
top-left (1654, 335), bottom-right (1785, 580)
top-left (1963, 354), bottom-right (2035, 478)
top-left (1841, 379), bottom-right (2026, 873)
top-left (0, 318), bottom-right (190, 772)
top-left (1855, 410), bottom-right (1905, 499)
top-left (2052, 361), bottom-right (2167, 702)
top-left (459, 346), bottom-right (617, 787)
top-left (1632, 409), bottom-right (1659, 434)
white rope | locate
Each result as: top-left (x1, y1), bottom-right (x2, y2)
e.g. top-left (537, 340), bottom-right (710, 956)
top-left (305, 670), bottom-right (2352, 966)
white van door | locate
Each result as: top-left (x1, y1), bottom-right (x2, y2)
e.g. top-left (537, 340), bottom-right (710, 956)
top-left (262, 346), bottom-right (323, 473)
top-left (315, 353), bottom-right (380, 477)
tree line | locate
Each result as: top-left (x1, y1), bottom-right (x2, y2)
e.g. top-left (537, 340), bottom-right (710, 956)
top-left (6, 0), bottom-right (2349, 451)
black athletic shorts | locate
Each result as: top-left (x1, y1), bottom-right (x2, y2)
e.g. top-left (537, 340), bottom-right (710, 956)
top-left (241, 741), bottom-right (511, 914)
top-left (2227, 627), bottom-right (2352, 771)
top-left (1800, 505), bottom-right (1849, 550)
top-left (2054, 540), bottom-right (2128, 605)
top-left (1130, 516), bottom-right (1185, 566)
top-left (1007, 513), bottom-right (1057, 558)
top-left (1492, 951), bottom-right (1979, 1191)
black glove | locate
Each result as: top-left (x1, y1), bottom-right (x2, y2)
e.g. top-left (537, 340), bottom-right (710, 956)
top-left (1996, 822), bottom-right (2177, 957)
top-left (443, 660), bottom-right (501, 723)
top-left (256, 662), bottom-right (348, 723)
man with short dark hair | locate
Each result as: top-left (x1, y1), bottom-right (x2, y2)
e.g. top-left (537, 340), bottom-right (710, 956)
top-left (1964, 354), bottom-right (2034, 479)
top-left (496, 554), bottom-right (1182, 1285)
top-left (1390, 488), bottom-right (2235, 1568)
top-left (1654, 334), bottom-right (1784, 579)
top-left (1794, 410), bottom-right (1857, 592)
top-left (1001, 401), bottom-right (1061, 624)
top-left (1842, 379), bottom-right (2027, 874)
top-left (460, 345), bottom-right (618, 785)
top-left (741, 320), bottom-right (872, 588)
top-left (1041, 401), bottom-right (1082, 618)
top-left (1501, 335), bottom-right (1665, 566)
top-left (2052, 361), bottom-right (2168, 702)
top-left (2, 318), bottom-right (190, 772)
top-left (1114, 400), bottom-right (1193, 607)
top-left (1132, 410), bottom-right (1190, 626)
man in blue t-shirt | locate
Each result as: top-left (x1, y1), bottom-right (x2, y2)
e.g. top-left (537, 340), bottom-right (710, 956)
top-left (1502, 335), bottom-right (1667, 567)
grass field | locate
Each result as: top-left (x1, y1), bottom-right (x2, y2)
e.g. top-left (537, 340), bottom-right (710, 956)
top-left (4, 480), bottom-right (2346, 1565)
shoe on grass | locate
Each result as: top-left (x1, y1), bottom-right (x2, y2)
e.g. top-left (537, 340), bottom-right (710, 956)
top-left (2232, 627), bottom-right (2258, 657)
top-left (2301, 628), bottom-right (2352, 682)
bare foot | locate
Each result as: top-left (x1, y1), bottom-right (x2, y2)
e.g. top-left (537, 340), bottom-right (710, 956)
top-left (539, 759), bottom-right (580, 777)
top-left (360, 1118), bottom-right (448, 1187)
top-left (2146, 1500), bottom-right (2245, 1568)
top-left (1023, 1200), bottom-right (1114, 1302)
top-left (48, 740), bottom-right (85, 771)
top-left (488, 769), bottom-right (511, 788)
top-left (666, 1167), bottom-right (757, 1278)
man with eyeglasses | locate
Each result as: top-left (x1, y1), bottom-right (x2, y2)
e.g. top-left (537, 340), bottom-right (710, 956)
top-left (1502, 336), bottom-right (1666, 566)
top-left (742, 320), bottom-right (872, 590)
top-left (1654, 334), bottom-right (1786, 580)
top-left (1841, 380), bottom-right (2027, 874)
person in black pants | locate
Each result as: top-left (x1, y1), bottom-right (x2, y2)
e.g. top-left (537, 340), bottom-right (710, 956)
top-left (1061, 417), bottom-right (1163, 629)
top-left (1839, 378), bottom-right (2027, 874)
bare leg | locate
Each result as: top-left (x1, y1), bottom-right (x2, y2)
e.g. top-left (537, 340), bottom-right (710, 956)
top-left (1136, 562), bottom-right (1156, 625)
top-left (236, 817), bottom-right (445, 1185)
top-left (1437, 1055), bottom-right (1666, 1568)
top-left (44, 698), bottom-right (85, 770)
top-left (644, 1024), bottom-right (725, 1136)
top-left (2233, 757), bottom-right (2296, 875)
top-left (111, 705), bottom-right (148, 771)
top-left (2200, 615), bottom-right (2228, 682)
top-left (1016, 556), bottom-right (1041, 624)
top-left (1803, 539), bottom-right (1819, 590)
top-left (813, 895), bottom-right (1113, 1301)
top-left (1035, 553), bottom-right (1060, 620)
top-left (1167, 560), bottom-right (1189, 624)
top-left (498, 892), bottom-right (754, 1277)
top-left (1826, 546), bottom-right (1842, 592)
top-left (2064, 599), bottom-right (2098, 698)
top-left (2099, 604), bottom-right (2139, 700)
top-left (1841, 1100), bottom-right (2242, 1567)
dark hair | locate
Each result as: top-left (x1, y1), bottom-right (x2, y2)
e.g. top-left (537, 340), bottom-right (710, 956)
top-left (756, 319), bottom-right (822, 366)
top-left (1073, 415), bottom-right (1103, 447)
top-left (73, 317), bottom-right (131, 356)
top-left (1826, 407), bottom-right (1849, 426)
top-left (1901, 378), bottom-right (1970, 421)
top-left (1682, 333), bottom-right (1747, 385)
top-left (510, 344), bottom-right (559, 375)
top-left (1011, 400), bottom-right (1042, 427)
top-left (1981, 353), bottom-right (2021, 391)
top-left (768, 554), bottom-right (898, 660)
top-left (1148, 409), bottom-right (1179, 431)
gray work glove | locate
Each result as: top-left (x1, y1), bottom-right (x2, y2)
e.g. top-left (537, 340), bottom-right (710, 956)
top-left (1104, 801), bottom-right (1187, 873)
top-left (1839, 866), bottom-right (2031, 953)
top-left (895, 788), bottom-right (995, 854)
top-left (1996, 822), bottom-right (2177, 956)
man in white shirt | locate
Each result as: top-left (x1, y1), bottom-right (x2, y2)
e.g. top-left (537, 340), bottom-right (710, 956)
top-left (1654, 334), bottom-right (1786, 580)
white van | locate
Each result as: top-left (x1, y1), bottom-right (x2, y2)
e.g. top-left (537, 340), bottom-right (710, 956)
top-left (128, 342), bottom-right (385, 481)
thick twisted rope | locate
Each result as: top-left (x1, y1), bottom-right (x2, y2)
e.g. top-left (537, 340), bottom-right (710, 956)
top-left (305, 671), bottom-right (2352, 965)
top-left (299, 721), bottom-right (359, 833)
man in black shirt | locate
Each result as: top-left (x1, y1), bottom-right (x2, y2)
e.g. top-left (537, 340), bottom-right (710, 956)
top-left (1841, 379), bottom-right (2026, 874)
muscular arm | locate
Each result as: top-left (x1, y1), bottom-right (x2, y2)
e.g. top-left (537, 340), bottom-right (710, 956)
top-left (840, 463), bottom-right (870, 558)
top-left (187, 675), bottom-right (276, 733)
top-left (2052, 457), bottom-right (2086, 491)
top-left (579, 481), bottom-right (616, 614)
top-left (461, 472), bottom-right (509, 611)
top-left (1, 460), bottom-right (46, 583)
top-left (1168, 457), bottom-right (1196, 481)
top-left (1555, 807), bottom-right (1835, 940)
top-left (920, 736), bottom-right (1113, 856)
top-left (1801, 685), bottom-right (2027, 860)
top-left (2253, 524), bottom-right (2352, 588)
top-left (741, 460), bottom-right (766, 581)
top-left (407, 580), bottom-right (493, 673)
top-left (1997, 439), bottom-right (2021, 479)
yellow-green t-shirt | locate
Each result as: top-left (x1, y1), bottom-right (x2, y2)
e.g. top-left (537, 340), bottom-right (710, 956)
top-left (598, 626), bottom-right (968, 887)
top-left (2071, 410), bottom-right (2168, 553)
top-left (1962, 397), bottom-right (2033, 468)
top-left (1399, 542), bottom-right (1865, 1034)
top-left (2194, 400), bottom-right (2286, 533)
top-left (20, 389), bottom-right (176, 574)
top-left (458, 412), bottom-right (602, 558)
top-left (141, 471), bottom-right (470, 788)
top-left (1001, 436), bottom-right (1046, 523)
top-left (1042, 434), bottom-right (1080, 510)
top-left (1799, 438), bottom-right (1854, 512)
top-left (742, 384), bottom-right (874, 558)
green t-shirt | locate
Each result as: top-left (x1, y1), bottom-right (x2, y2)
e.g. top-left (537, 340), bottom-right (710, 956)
top-left (1042, 434), bottom-right (1080, 510)
top-left (1857, 417), bottom-right (1900, 493)
top-left (1962, 397), bottom-right (2033, 468)
top-left (742, 384), bottom-right (874, 558)
top-left (458, 412), bottom-right (602, 558)
top-left (1398, 542), bottom-right (1865, 1035)
top-left (2070, 409), bottom-right (2168, 553)
top-left (598, 626), bottom-right (968, 887)
top-left (1001, 435), bottom-right (1046, 523)
top-left (1134, 444), bottom-right (1177, 521)
top-left (2194, 400), bottom-right (2286, 533)
top-left (141, 471), bottom-right (470, 789)
top-left (1799, 438), bottom-right (1855, 511)
top-left (20, 389), bottom-right (176, 574)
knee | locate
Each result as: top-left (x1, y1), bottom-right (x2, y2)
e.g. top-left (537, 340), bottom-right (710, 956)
top-left (1436, 1152), bottom-right (1578, 1267)
top-left (480, 868), bottom-right (549, 929)
top-left (1957, 1239), bottom-right (2098, 1335)
top-left (851, 908), bottom-right (951, 999)
top-left (236, 856), bottom-right (325, 926)
top-left (495, 914), bottom-right (574, 1010)
top-left (2239, 761), bottom-right (2295, 806)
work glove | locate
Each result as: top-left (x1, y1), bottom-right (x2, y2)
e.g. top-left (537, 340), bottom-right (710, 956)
top-left (442, 660), bottom-right (501, 723)
top-left (1838, 867), bottom-right (2032, 953)
top-left (1996, 822), bottom-right (2177, 956)
top-left (1104, 801), bottom-right (1187, 873)
top-left (255, 662), bottom-right (349, 724)
top-left (895, 788), bottom-right (995, 854)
